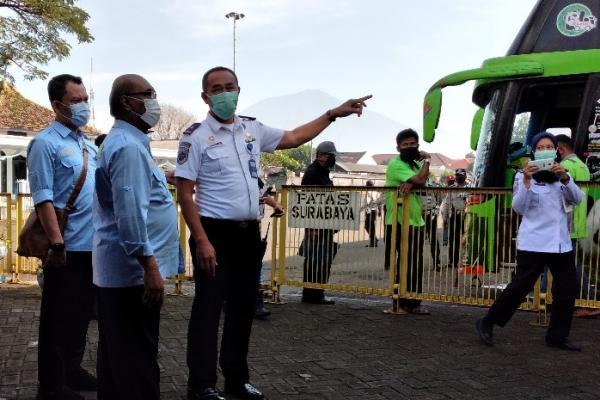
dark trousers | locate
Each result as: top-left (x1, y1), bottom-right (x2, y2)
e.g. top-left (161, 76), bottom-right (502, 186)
top-left (424, 213), bottom-right (440, 265)
top-left (448, 212), bottom-right (465, 268)
top-left (96, 285), bottom-right (160, 400)
top-left (187, 218), bottom-right (261, 390)
top-left (384, 224), bottom-right (425, 309)
top-left (364, 210), bottom-right (378, 246)
top-left (302, 258), bottom-right (333, 301)
top-left (486, 250), bottom-right (577, 342)
top-left (38, 251), bottom-right (94, 391)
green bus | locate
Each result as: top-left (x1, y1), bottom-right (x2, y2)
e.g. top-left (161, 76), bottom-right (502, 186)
top-left (422, 0), bottom-right (600, 268)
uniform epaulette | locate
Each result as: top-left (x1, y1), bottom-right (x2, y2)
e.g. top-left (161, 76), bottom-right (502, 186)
top-left (238, 115), bottom-right (256, 121)
top-left (183, 122), bottom-right (201, 136)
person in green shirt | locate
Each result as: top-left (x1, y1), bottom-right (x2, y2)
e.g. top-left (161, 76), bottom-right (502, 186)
top-left (384, 129), bottom-right (431, 315)
top-left (556, 134), bottom-right (600, 317)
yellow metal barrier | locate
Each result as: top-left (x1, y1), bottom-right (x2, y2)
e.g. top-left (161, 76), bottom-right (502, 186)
top-left (3, 183), bottom-right (599, 318)
top-left (270, 184), bottom-right (600, 316)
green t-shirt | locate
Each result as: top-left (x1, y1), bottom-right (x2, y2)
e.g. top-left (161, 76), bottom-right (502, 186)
top-left (385, 156), bottom-right (425, 227)
top-left (561, 155), bottom-right (590, 239)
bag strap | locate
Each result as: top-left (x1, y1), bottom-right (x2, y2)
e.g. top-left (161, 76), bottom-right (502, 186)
top-left (263, 221), bottom-right (271, 241)
top-left (64, 137), bottom-right (89, 213)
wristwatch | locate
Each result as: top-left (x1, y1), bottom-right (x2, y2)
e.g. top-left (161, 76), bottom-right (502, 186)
top-left (49, 242), bottom-right (65, 252)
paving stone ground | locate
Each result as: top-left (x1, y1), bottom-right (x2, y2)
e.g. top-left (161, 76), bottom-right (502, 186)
top-left (1, 282), bottom-right (600, 400)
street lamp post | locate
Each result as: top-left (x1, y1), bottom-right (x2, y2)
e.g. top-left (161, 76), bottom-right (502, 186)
top-left (225, 12), bottom-right (245, 72)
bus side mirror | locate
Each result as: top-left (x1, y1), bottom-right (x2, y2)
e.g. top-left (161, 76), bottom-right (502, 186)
top-left (423, 88), bottom-right (442, 143)
top-left (470, 108), bottom-right (484, 150)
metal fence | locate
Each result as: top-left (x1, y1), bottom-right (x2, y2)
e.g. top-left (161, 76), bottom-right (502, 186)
top-left (2, 184), bottom-right (599, 318)
top-left (269, 184), bottom-right (600, 316)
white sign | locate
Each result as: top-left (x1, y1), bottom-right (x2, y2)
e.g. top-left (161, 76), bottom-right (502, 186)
top-left (287, 190), bottom-right (361, 230)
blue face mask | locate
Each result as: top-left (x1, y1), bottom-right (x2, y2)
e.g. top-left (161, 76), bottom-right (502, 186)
top-left (534, 149), bottom-right (556, 160)
top-left (62, 101), bottom-right (91, 128)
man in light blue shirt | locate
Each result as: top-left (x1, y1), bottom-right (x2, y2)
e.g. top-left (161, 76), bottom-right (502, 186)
top-left (27, 74), bottom-right (98, 400)
top-left (93, 74), bottom-right (179, 400)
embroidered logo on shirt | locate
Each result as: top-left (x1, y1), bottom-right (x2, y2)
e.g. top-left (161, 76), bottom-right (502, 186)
top-left (177, 142), bottom-right (192, 165)
top-left (61, 148), bottom-right (76, 157)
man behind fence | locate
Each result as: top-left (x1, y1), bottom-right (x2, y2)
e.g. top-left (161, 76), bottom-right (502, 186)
top-left (300, 141), bottom-right (340, 304)
top-left (27, 74), bottom-right (97, 400)
top-left (384, 129), bottom-right (431, 315)
top-left (441, 169), bottom-right (469, 271)
top-left (93, 74), bottom-right (180, 399)
top-left (175, 66), bottom-right (371, 400)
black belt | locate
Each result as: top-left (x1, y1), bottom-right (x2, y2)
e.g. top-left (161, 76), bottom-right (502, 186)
top-left (201, 216), bottom-right (259, 229)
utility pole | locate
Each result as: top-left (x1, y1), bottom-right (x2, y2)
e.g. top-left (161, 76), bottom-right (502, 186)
top-left (89, 57), bottom-right (96, 127)
top-left (225, 12), bottom-right (245, 71)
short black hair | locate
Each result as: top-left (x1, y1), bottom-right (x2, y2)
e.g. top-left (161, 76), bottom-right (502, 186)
top-left (396, 128), bottom-right (419, 145)
top-left (202, 66), bottom-right (238, 92)
top-left (47, 74), bottom-right (83, 103)
top-left (556, 134), bottom-right (574, 150)
top-left (94, 134), bottom-right (107, 147)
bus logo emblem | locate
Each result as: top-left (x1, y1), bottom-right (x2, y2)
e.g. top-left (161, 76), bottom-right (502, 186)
top-left (557, 3), bottom-right (598, 37)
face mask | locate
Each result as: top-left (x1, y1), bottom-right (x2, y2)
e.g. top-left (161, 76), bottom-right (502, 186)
top-left (209, 91), bottom-right (239, 120)
top-left (534, 149), bottom-right (556, 161)
top-left (326, 155), bottom-right (336, 168)
top-left (456, 177), bottom-right (466, 184)
top-left (400, 146), bottom-right (420, 162)
top-left (131, 98), bottom-right (161, 128)
top-left (60, 101), bottom-right (90, 128)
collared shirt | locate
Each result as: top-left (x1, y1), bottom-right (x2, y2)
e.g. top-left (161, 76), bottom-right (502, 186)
top-left (93, 120), bottom-right (180, 288)
top-left (441, 183), bottom-right (469, 220)
top-left (560, 153), bottom-right (590, 239)
top-left (175, 113), bottom-right (284, 221)
top-left (27, 121), bottom-right (97, 251)
top-left (512, 172), bottom-right (583, 253)
top-left (384, 156), bottom-right (425, 227)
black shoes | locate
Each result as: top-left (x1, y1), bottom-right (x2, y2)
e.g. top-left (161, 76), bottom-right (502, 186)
top-left (187, 387), bottom-right (226, 400)
top-left (301, 297), bottom-right (335, 305)
top-left (65, 367), bottom-right (97, 391)
top-left (546, 338), bottom-right (582, 352)
top-left (255, 297), bottom-right (271, 319)
top-left (476, 317), bottom-right (494, 346)
top-left (224, 383), bottom-right (265, 400)
top-left (37, 386), bottom-right (84, 400)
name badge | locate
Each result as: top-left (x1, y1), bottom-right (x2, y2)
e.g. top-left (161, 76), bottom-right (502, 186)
top-left (248, 158), bottom-right (258, 179)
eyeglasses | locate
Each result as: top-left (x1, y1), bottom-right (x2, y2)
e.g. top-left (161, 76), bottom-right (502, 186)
top-left (124, 90), bottom-right (157, 99)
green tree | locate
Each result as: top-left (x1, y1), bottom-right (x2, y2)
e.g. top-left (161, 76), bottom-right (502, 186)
top-left (0, 0), bottom-right (93, 82)
top-left (261, 150), bottom-right (303, 171)
top-left (261, 144), bottom-right (313, 172)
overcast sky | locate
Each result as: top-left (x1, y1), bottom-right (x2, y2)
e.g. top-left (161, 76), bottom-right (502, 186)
top-left (7, 0), bottom-right (538, 158)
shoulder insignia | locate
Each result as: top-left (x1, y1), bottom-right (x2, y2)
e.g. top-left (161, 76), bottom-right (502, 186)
top-left (177, 142), bottom-right (192, 165)
top-left (238, 115), bottom-right (256, 121)
top-left (183, 122), bottom-right (202, 136)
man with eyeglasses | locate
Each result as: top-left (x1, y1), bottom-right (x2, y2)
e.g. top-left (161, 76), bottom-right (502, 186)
top-left (93, 74), bottom-right (180, 399)
top-left (27, 74), bottom-right (98, 400)
top-left (176, 66), bottom-right (371, 400)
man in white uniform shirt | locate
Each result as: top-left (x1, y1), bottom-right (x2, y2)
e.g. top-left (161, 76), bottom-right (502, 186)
top-left (175, 66), bottom-right (371, 400)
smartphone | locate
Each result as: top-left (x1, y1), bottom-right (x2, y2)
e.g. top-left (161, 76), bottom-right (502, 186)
top-left (529, 158), bottom-right (554, 171)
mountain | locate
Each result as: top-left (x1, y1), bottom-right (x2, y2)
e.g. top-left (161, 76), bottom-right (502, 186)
top-left (239, 90), bottom-right (408, 163)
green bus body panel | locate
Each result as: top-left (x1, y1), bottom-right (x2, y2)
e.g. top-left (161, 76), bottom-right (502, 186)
top-left (422, 49), bottom-right (600, 144)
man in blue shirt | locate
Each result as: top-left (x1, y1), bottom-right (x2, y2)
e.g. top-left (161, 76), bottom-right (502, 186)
top-left (93, 74), bottom-right (180, 399)
top-left (27, 74), bottom-right (98, 400)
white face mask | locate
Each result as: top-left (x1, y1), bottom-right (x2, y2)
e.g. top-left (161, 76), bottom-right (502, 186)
top-left (126, 96), bottom-right (161, 128)
top-left (138, 98), bottom-right (161, 127)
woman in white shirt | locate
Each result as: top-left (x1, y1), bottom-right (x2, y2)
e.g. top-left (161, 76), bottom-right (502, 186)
top-left (476, 132), bottom-right (584, 351)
